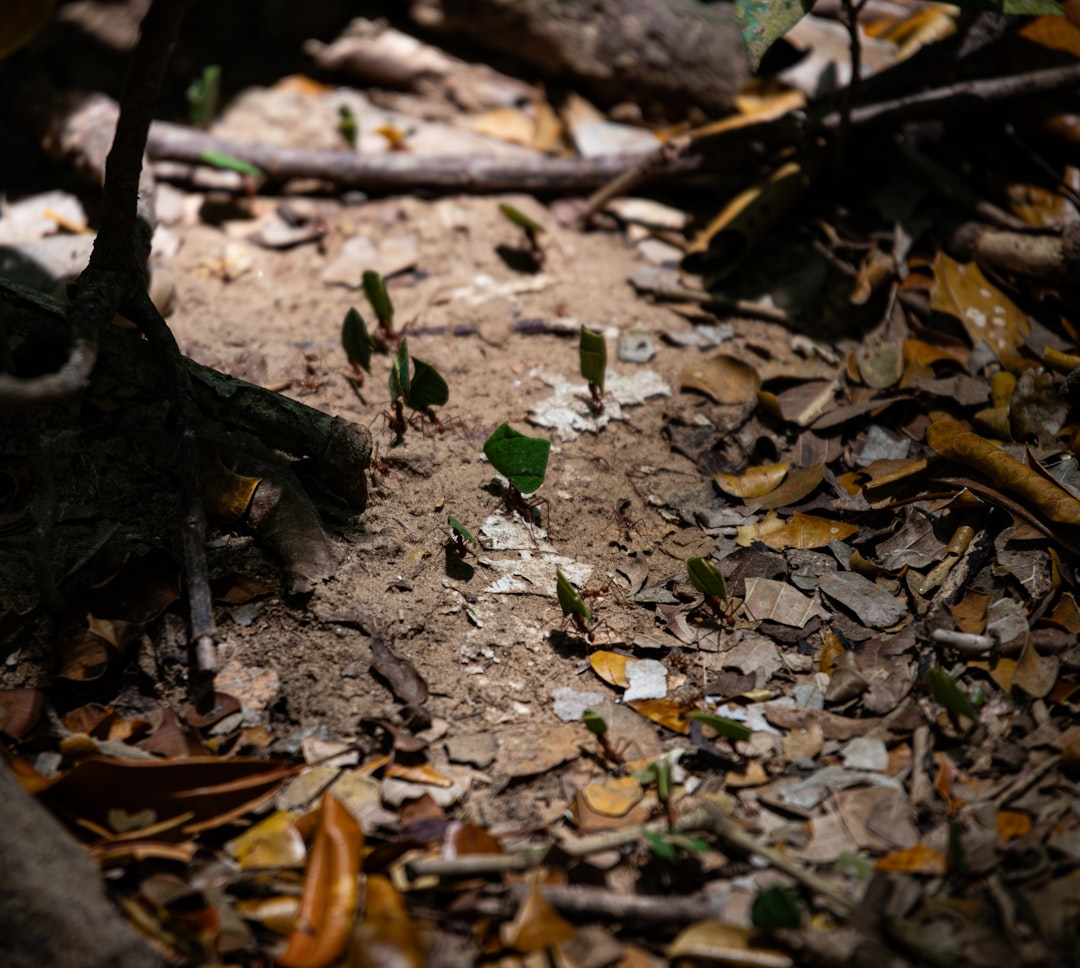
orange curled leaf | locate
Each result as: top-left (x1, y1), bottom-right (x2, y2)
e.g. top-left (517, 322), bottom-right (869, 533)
top-left (926, 418), bottom-right (1080, 525)
top-left (279, 794), bottom-right (364, 968)
top-left (714, 462), bottom-right (790, 500)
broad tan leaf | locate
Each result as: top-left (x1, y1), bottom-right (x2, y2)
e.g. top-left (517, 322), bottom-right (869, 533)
top-left (735, 511), bottom-right (857, 550)
top-left (929, 253), bottom-right (1029, 370)
top-left (501, 872), bottom-right (576, 953)
top-left (349, 874), bottom-right (426, 968)
top-left (681, 355), bottom-right (761, 404)
top-left (755, 463), bottom-right (825, 510)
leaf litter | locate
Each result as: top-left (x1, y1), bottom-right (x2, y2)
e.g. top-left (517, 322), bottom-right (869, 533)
top-left (4, 6), bottom-right (1080, 968)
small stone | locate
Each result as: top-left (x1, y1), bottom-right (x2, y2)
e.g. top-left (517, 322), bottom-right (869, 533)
top-left (618, 332), bottom-right (656, 363)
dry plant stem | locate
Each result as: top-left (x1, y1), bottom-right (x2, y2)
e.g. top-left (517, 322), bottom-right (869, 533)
top-left (832, 0), bottom-right (867, 183)
top-left (823, 62), bottom-right (1080, 132)
top-left (701, 802), bottom-right (856, 918)
top-left (580, 139), bottom-right (686, 225)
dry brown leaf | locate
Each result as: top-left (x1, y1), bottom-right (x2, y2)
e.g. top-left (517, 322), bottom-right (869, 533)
top-left (280, 794), bottom-right (364, 968)
top-left (1013, 637), bottom-right (1060, 698)
top-left (668, 921), bottom-right (791, 966)
top-left (742, 577), bottom-right (828, 628)
top-left (227, 811), bottom-right (307, 870)
top-left (681, 354), bottom-right (762, 404)
top-left (930, 253), bottom-right (1030, 370)
top-left (875, 844), bottom-right (947, 875)
top-left (714, 462), bottom-right (790, 499)
top-left (590, 651), bottom-right (630, 688)
top-left (349, 874), bottom-right (426, 968)
top-left (926, 418), bottom-right (1080, 525)
top-left (501, 872), bottom-right (576, 953)
top-left (755, 463), bottom-right (826, 510)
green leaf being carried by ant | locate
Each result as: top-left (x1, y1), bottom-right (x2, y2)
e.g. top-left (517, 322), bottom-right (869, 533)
top-left (483, 422), bottom-right (551, 495)
top-left (338, 104), bottom-right (358, 149)
top-left (409, 357), bottom-right (450, 410)
top-left (556, 568), bottom-right (592, 623)
top-left (687, 557), bottom-right (728, 602)
top-left (582, 709), bottom-right (607, 737)
top-left (341, 307), bottom-right (374, 377)
top-left (579, 326), bottom-right (607, 393)
top-left (687, 711), bottom-right (752, 743)
top-left (448, 515), bottom-right (477, 546)
top-left (641, 830), bottom-right (710, 861)
top-left (927, 667), bottom-right (980, 723)
top-left (388, 337), bottom-right (411, 402)
top-left (187, 64), bottom-right (221, 128)
top-left (363, 270), bottom-right (394, 325)
top-left (499, 203), bottom-right (544, 233)
top-left (751, 884), bottom-right (803, 931)
top-left (199, 149), bottom-right (263, 181)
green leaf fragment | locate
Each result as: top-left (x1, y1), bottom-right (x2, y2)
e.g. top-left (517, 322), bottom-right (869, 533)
top-left (448, 515), bottom-right (477, 545)
top-left (341, 308), bottom-right (373, 372)
top-left (499, 203), bottom-right (544, 233)
top-left (187, 65), bottom-right (221, 128)
top-left (687, 557), bottom-right (728, 602)
top-left (556, 568), bottom-right (591, 623)
top-left (388, 337), bottom-right (411, 401)
top-left (483, 422), bottom-right (551, 495)
top-left (338, 104), bottom-right (358, 149)
top-left (751, 884), bottom-right (803, 931)
top-left (641, 829), bottom-right (678, 860)
top-left (199, 149), bottom-right (263, 179)
top-left (582, 709), bottom-right (607, 737)
top-left (579, 325), bottom-right (607, 394)
top-left (927, 667), bottom-right (980, 722)
top-left (687, 711), bottom-right (752, 742)
top-left (362, 270), bottom-right (394, 324)
top-left (407, 357), bottom-right (449, 410)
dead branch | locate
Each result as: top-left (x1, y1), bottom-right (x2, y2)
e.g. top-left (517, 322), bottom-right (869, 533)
top-left (145, 119), bottom-right (677, 193)
top-left (947, 220), bottom-right (1080, 284)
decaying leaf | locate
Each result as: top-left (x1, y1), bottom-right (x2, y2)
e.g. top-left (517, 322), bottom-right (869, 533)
top-left (714, 462), bottom-right (790, 500)
top-left (735, 511), bottom-right (857, 549)
top-left (927, 418), bottom-right (1080, 525)
top-left (681, 354), bottom-right (761, 404)
top-left (280, 793), bottom-right (364, 968)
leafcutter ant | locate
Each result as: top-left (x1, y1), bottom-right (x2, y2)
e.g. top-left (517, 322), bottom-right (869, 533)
top-left (505, 483), bottom-right (548, 527)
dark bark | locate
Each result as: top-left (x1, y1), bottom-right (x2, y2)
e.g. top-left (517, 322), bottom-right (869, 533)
top-left (409, 0), bottom-right (748, 117)
top-left (0, 762), bottom-right (163, 968)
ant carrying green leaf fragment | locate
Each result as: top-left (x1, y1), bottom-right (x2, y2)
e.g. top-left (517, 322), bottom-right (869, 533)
top-left (447, 515), bottom-right (479, 559)
top-left (499, 202), bottom-right (546, 268)
top-left (187, 64), bottom-right (220, 128)
top-left (483, 422), bottom-right (551, 524)
top-left (687, 710), bottom-right (752, 743)
top-left (686, 556), bottom-right (737, 623)
top-left (199, 149), bottom-right (265, 193)
top-left (362, 269), bottom-right (398, 346)
top-left (341, 307), bottom-right (375, 385)
top-left (338, 104), bottom-right (358, 149)
top-left (927, 667), bottom-right (981, 730)
top-left (582, 709), bottom-right (624, 765)
top-left (556, 568), bottom-right (601, 643)
top-left (579, 325), bottom-right (607, 414)
top-left (383, 338), bottom-right (451, 441)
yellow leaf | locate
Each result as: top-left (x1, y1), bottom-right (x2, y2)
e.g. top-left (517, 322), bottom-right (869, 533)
top-left (227, 811), bottom-right (307, 870)
top-left (581, 776), bottom-right (644, 818)
top-left (626, 699), bottom-right (695, 735)
top-left (384, 762), bottom-right (454, 787)
top-left (668, 920), bottom-right (791, 966)
top-left (996, 810), bottom-right (1033, 844)
top-left (926, 418), bottom-right (1080, 525)
top-left (735, 511), bottom-right (857, 550)
top-left (714, 462), bottom-right (790, 500)
top-left (589, 651), bottom-right (630, 688)
top-left (875, 844), bottom-right (947, 875)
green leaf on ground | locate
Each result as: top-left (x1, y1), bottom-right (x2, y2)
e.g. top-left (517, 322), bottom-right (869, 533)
top-left (556, 568), bottom-right (592, 622)
top-left (341, 308), bottom-right (373, 373)
top-left (735, 0), bottom-right (815, 71)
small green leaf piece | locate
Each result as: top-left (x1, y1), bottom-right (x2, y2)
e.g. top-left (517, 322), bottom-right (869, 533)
top-left (579, 326), bottom-right (607, 394)
top-left (407, 357), bottom-right (450, 410)
top-left (448, 516), bottom-right (477, 545)
top-left (641, 829), bottom-right (678, 861)
top-left (582, 709), bottom-right (607, 737)
top-left (556, 568), bottom-right (592, 623)
top-left (362, 270), bottom-right (394, 323)
top-left (687, 557), bottom-right (728, 601)
top-left (751, 884), bottom-right (803, 931)
top-left (389, 337), bottom-right (411, 401)
top-left (483, 423), bottom-right (551, 495)
top-left (341, 308), bottom-right (373, 373)
top-left (687, 711), bottom-right (752, 742)
top-left (499, 203), bottom-right (543, 233)
top-left (187, 65), bottom-right (221, 128)
top-left (199, 149), bottom-right (263, 179)
top-left (338, 104), bottom-right (358, 148)
top-left (928, 667), bottom-right (980, 722)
